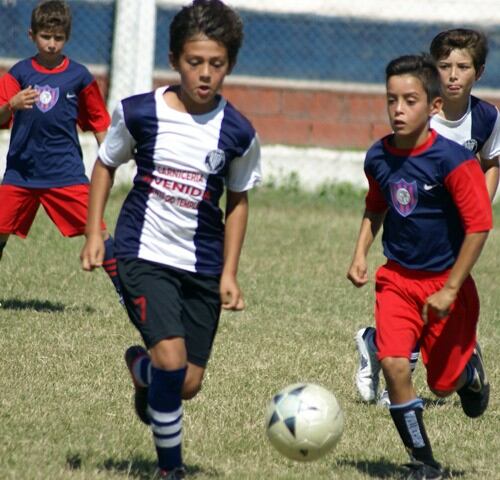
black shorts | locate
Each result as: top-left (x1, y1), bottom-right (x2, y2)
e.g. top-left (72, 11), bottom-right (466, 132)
top-left (117, 258), bottom-right (221, 367)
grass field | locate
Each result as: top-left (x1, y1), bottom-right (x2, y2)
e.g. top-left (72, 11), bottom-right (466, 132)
top-left (0, 185), bottom-right (499, 480)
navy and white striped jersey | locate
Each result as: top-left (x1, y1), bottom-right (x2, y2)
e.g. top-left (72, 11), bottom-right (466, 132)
top-left (99, 86), bottom-right (262, 275)
top-left (431, 95), bottom-right (500, 159)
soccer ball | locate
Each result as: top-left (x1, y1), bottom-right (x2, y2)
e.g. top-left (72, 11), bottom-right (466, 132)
top-left (265, 383), bottom-right (345, 462)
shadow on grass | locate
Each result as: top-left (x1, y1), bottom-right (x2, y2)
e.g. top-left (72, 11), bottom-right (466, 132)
top-left (0, 297), bottom-right (97, 314)
top-left (338, 458), bottom-right (465, 479)
top-left (94, 456), bottom-right (220, 479)
top-left (0, 298), bottom-right (65, 312)
top-left (337, 458), bottom-right (406, 478)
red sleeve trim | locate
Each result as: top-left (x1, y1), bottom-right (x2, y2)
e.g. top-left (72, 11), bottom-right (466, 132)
top-left (365, 173), bottom-right (388, 212)
top-left (444, 159), bottom-right (493, 233)
top-left (0, 73), bottom-right (20, 128)
top-left (77, 80), bottom-right (110, 132)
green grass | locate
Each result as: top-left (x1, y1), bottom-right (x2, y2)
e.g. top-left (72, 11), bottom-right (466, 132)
top-left (0, 185), bottom-right (499, 480)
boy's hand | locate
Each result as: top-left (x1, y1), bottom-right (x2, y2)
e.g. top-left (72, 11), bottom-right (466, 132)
top-left (220, 273), bottom-right (245, 311)
top-left (422, 287), bottom-right (457, 324)
top-left (80, 233), bottom-right (105, 271)
top-left (9, 86), bottom-right (39, 111)
top-left (347, 257), bottom-right (368, 287)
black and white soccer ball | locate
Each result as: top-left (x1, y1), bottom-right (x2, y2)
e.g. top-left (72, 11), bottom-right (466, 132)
top-left (265, 383), bottom-right (345, 462)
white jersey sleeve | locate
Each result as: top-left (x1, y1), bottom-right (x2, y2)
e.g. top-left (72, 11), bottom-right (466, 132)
top-left (227, 133), bottom-right (262, 192)
top-left (98, 102), bottom-right (137, 167)
top-left (480, 107), bottom-right (500, 160)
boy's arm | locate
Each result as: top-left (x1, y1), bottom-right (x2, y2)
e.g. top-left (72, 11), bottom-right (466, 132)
top-left (220, 190), bottom-right (249, 310)
top-left (423, 231), bottom-right (489, 322)
top-left (480, 156), bottom-right (499, 201)
top-left (94, 130), bottom-right (107, 146)
top-left (423, 159), bottom-right (492, 322)
top-left (80, 158), bottom-right (116, 271)
top-left (347, 172), bottom-right (387, 287)
top-left (0, 73), bottom-right (38, 126)
top-left (347, 209), bottom-right (386, 288)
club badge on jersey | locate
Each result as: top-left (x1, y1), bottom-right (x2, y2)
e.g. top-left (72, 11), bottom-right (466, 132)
top-left (205, 149), bottom-right (226, 173)
top-left (35, 84), bottom-right (59, 112)
top-left (390, 178), bottom-right (418, 217)
top-left (463, 138), bottom-right (478, 153)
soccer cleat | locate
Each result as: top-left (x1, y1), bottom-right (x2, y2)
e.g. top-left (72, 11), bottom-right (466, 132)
top-left (378, 388), bottom-right (391, 408)
top-left (457, 344), bottom-right (490, 418)
top-left (355, 327), bottom-right (381, 402)
top-left (154, 466), bottom-right (187, 479)
top-left (124, 345), bottom-right (150, 425)
top-left (404, 461), bottom-right (443, 480)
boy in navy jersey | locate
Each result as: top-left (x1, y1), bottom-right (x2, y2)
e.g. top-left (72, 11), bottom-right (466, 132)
top-left (347, 54), bottom-right (492, 479)
top-left (0, 0), bottom-right (121, 300)
top-left (81, 1), bottom-right (261, 478)
top-left (356, 28), bottom-right (500, 407)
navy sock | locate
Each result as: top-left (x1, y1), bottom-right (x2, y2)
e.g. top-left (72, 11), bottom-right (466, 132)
top-left (149, 366), bottom-right (187, 471)
top-left (460, 362), bottom-right (475, 390)
top-left (103, 236), bottom-right (123, 300)
top-left (389, 398), bottom-right (439, 468)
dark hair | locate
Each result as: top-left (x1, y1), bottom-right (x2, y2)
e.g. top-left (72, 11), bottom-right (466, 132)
top-left (31, 0), bottom-right (71, 38)
top-left (430, 28), bottom-right (488, 71)
top-left (169, 0), bottom-right (243, 68)
top-left (386, 54), bottom-right (441, 102)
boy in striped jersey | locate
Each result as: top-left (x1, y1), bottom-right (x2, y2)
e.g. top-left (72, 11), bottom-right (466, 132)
top-left (81, 1), bottom-right (261, 478)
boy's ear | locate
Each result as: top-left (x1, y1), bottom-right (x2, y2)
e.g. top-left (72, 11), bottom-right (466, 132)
top-left (28, 29), bottom-right (35, 41)
top-left (475, 64), bottom-right (485, 81)
top-left (430, 96), bottom-right (443, 116)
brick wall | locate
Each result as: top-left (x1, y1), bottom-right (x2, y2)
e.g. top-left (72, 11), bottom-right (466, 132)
top-left (3, 63), bottom-right (500, 151)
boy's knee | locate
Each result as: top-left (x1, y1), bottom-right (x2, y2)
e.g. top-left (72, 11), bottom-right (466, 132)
top-left (381, 356), bottom-right (410, 377)
top-left (429, 387), bottom-right (453, 398)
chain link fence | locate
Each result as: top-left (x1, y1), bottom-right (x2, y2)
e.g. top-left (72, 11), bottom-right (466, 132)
top-left (1, 0), bottom-right (499, 87)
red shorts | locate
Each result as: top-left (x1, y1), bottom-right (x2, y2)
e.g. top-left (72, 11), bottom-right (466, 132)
top-left (375, 261), bottom-right (478, 391)
top-left (0, 184), bottom-right (106, 238)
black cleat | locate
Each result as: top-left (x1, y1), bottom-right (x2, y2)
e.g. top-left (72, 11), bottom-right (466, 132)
top-left (404, 461), bottom-right (443, 480)
top-left (124, 345), bottom-right (150, 425)
top-left (457, 344), bottom-right (490, 418)
top-left (155, 466), bottom-right (186, 479)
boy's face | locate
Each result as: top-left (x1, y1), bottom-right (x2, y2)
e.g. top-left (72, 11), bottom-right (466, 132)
top-left (169, 35), bottom-right (231, 114)
top-left (436, 49), bottom-right (483, 103)
top-left (29, 29), bottom-right (67, 65)
top-left (386, 74), bottom-right (441, 147)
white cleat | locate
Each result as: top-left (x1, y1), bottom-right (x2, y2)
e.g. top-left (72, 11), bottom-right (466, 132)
top-left (355, 327), bottom-right (381, 402)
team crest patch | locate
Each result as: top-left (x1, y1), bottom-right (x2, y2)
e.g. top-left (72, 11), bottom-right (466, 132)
top-left (390, 178), bottom-right (418, 217)
top-left (35, 84), bottom-right (59, 112)
top-left (205, 149), bottom-right (226, 173)
top-left (463, 138), bottom-right (478, 153)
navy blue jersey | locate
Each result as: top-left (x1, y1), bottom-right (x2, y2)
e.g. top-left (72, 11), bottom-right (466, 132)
top-left (0, 57), bottom-right (110, 188)
top-left (365, 130), bottom-right (492, 271)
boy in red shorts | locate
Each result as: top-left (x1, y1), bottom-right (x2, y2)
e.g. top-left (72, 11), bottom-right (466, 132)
top-left (0, 1), bottom-right (121, 300)
top-left (347, 54), bottom-right (492, 479)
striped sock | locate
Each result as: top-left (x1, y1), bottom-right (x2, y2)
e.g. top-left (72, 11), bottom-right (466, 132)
top-left (103, 236), bottom-right (123, 301)
top-left (149, 366), bottom-right (187, 471)
top-left (132, 354), bottom-right (151, 387)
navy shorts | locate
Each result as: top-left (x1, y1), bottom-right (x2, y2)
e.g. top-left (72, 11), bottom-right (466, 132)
top-left (117, 258), bottom-right (221, 367)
